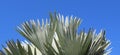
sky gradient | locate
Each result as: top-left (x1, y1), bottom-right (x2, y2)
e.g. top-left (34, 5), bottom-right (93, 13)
top-left (0, 0), bottom-right (120, 55)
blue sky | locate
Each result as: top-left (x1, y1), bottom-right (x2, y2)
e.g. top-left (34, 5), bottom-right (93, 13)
top-left (0, 0), bottom-right (120, 55)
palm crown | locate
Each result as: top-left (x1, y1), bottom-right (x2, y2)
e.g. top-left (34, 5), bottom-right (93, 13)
top-left (0, 13), bottom-right (111, 55)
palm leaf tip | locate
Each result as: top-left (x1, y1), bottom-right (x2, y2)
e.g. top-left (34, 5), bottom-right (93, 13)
top-left (0, 40), bottom-right (42, 55)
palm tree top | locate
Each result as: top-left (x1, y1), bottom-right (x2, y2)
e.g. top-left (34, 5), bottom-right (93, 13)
top-left (0, 13), bottom-right (111, 55)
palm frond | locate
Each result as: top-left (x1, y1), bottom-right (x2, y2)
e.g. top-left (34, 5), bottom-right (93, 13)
top-left (44, 14), bottom-right (111, 55)
top-left (16, 17), bottom-right (56, 54)
top-left (0, 40), bottom-right (37, 55)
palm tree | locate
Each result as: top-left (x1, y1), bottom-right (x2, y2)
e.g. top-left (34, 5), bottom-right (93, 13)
top-left (0, 13), bottom-right (111, 55)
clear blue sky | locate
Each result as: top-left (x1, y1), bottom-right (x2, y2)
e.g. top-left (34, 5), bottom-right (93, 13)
top-left (0, 0), bottom-right (119, 55)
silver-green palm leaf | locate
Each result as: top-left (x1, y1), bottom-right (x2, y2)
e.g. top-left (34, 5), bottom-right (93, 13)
top-left (0, 13), bottom-right (111, 55)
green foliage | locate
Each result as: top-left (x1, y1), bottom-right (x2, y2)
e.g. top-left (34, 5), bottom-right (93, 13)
top-left (0, 13), bottom-right (111, 55)
top-left (0, 40), bottom-right (37, 55)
